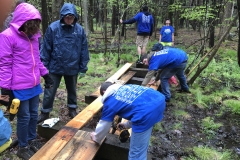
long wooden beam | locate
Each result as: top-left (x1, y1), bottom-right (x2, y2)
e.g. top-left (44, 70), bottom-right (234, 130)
top-left (30, 63), bottom-right (133, 160)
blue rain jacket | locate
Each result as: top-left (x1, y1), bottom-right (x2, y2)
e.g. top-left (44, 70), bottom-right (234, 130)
top-left (40, 3), bottom-right (90, 75)
top-left (0, 110), bottom-right (11, 146)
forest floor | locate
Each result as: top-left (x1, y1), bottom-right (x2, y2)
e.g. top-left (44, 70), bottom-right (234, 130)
top-left (1, 28), bottom-right (240, 160)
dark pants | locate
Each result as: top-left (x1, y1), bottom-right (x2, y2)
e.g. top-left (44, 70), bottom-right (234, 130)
top-left (40, 73), bottom-right (78, 113)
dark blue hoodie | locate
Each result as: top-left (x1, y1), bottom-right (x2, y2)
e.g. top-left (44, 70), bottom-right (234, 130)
top-left (40, 3), bottom-right (90, 75)
top-left (123, 11), bottom-right (154, 36)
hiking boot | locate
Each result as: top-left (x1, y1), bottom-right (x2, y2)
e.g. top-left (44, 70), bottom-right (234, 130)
top-left (176, 88), bottom-right (191, 93)
top-left (17, 146), bottom-right (35, 160)
top-left (69, 108), bottom-right (77, 118)
top-left (37, 112), bottom-right (49, 124)
top-left (28, 139), bottom-right (44, 153)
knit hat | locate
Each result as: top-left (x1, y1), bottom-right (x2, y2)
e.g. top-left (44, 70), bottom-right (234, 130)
top-left (100, 81), bottom-right (113, 96)
top-left (151, 43), bottom-right (163, 51)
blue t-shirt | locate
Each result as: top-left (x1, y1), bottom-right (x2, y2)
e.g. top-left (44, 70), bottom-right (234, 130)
top-left (134, 12), bottom-right (154, 34)
top-left (13, 84), bottom-right (42, 101)
top-left (101, 84), bottom-right (166, 133)
top-left (149, 47), bottom-right (188, 71)
top-left (160, 25), bottom-right (174, 42)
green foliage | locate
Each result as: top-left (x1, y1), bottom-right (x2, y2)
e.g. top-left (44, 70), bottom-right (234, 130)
top-left (223, 100), bottom-right (240, 115)
top-left (192, 146), bottom-right (233, 160)
top-left (153, 122), bottom-right (164, 132)
top-left (201, 117), bottom-right (222, 138)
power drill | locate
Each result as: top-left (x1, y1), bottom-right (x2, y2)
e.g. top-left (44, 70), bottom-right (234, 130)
top-left (9, 98), bottom-right (20, 121)
top-left (118, 125), bottom-right (130, 143)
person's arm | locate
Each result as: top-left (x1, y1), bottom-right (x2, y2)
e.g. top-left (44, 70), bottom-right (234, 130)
top-left (90, 120), bottom-right (112, 144)
top-left (141, 70), bottom-right (156, 86)
top-left (79, 27), bottom-right (90, 74)
top-left (0, 34), bottom-right (13, 89)
top-left (121, 18), bottom-right (136, 24)
top-left (171, 26), bottom-right (175, 46)
top-left (40, 26), bottom-right (53, 69)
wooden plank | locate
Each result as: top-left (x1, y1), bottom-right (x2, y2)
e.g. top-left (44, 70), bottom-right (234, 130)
top-left (31, 63), bottom-right (134, 160)
top-left (53, 130), bottom-right (104, 160)
top-left (30, 127), bottom-right (78, 160)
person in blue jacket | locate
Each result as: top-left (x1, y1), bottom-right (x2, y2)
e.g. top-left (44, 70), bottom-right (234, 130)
top-left (120, 5), bottom-right (154, 62)
top-left (91, 82), bottom-right (166, 160)
top-left (38, 3), bottom-right (90, 123)
top-left (0, 109), bottom-right (12, 153)
top-left (141, 43), bottom-right (190, 102)
top-left (159, 19), bottom-right (174, 46)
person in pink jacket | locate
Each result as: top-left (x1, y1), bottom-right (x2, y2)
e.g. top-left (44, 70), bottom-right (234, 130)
top-left (0, 3), bottom-right (53, 160)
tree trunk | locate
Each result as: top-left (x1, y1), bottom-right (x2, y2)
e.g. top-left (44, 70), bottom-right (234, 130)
top-left (188, 15), bottom-right (238, 85)
top-left (111, 3), bottom-right (117, 36)
top-left (217, 1), bottom-right (233, 39)
top-left (88, 0), bottom-right (94, 32)
top-left (41, 0), bottom-right (48, 35)
top-left (83, 0), bottom-right (89, 36)
top-left (237, 0), bottom-right (240, 66)
top-left (52, 0), bottom-right (64, 22)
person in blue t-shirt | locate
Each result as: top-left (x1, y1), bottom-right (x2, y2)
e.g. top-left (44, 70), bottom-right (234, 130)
top-left (90, 82), bottom-right (166, 160)
top-left (141, 43), bottom-right (190, 102)
top-left (120, 5), bottom-right (154, 62)
top-left (159, 19), bottom-right (174, 46)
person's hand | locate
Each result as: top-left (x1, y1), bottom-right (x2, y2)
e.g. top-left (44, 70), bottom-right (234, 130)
top-left (43, 74), bottom-right (54, 88)
top-left (90, 132), bottom-right (99, 144)
top-left (117, 123), bottom-right (126, 130)
top-left (148, 79), bottom-right (156, 86)
top-left (78, 72), bottom-right (85, 79)
top-left (120, 19), bottom-right (123, 23)
top-left (1, 88), bottom-right (11, 95)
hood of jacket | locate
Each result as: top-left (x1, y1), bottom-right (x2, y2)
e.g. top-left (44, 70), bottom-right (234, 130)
top-left (10, 3), bottom-right (41, 34)
top-left (60, 3), bottom-right (78, 24)
top-left (143, 11), bottom-right (151, 16)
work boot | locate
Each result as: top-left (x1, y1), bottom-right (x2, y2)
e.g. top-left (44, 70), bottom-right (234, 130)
top-left (68, 108), bottom-right (77, 119)
top-left (176, 88), bottom-right (191, 93)
top-left (28, 139), bottom-right (44, 153)
top-left (37, 112), bottom-right (49, 124)
top-left (17, 146), bottom-right (35, 160)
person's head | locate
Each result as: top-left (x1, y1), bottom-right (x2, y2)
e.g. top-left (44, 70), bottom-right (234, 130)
top-left (100, 81), bottom-right (113, 96)
top-left (165, 18), bottom-right (171, 26)
top-left (142, 5), bottom-right (148, 12)
top-left (63, 14), bottom-right (75, 25)
top-left (60, 3), bottom-right (78, 25)
top-left (142, 43), bottom-right (164, 65)
top-left (19, 19), bottom-right (41, 36)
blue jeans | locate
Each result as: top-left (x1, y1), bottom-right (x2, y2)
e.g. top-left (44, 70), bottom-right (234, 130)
top-left (41, 73), bottom-right (78, 113)
top-left (17, 95), bottom-right (39, 147)
top-left (160, 62), bottom-right (189, 101)
top-left (129, 127), bottom-right (153, 160)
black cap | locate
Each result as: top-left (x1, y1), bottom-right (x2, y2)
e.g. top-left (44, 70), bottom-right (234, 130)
top-left (100, 82), bottom-right (113, 96)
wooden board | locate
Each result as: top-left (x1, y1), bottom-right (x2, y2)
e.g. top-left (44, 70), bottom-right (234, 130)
top-left (53, 130), bottom-right (105, 160)
top-left (30, 127), bottom-right (78, 160)
top-left (31, 63), bottom-right (134, 160)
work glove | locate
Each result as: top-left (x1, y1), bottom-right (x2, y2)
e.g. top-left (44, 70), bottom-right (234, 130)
top-left (117, 121), bottom-right (132, 130)
top-left (78, 72), bottom-right (85, 79)
top-left (43, 74), bottom-right (54, 88)
top-left (1, 88), bottom-right (12, 95)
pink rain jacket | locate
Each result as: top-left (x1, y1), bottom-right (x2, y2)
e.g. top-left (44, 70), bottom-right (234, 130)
top-left (0, 3), bottom-right (48, 90)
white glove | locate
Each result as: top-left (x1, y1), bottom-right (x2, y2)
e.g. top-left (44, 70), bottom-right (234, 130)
top-left (42, 117), bottom-right (59, 128)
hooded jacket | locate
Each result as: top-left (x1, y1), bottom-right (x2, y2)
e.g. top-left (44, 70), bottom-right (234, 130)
top-left (40, 3), bottom-right (90, 75)
top-left (0, 110), bottom-right (11, 146)
top-left (122, 11), bottom-right (154, 36)
top-left (0, 3), bottom-right (48, 90)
